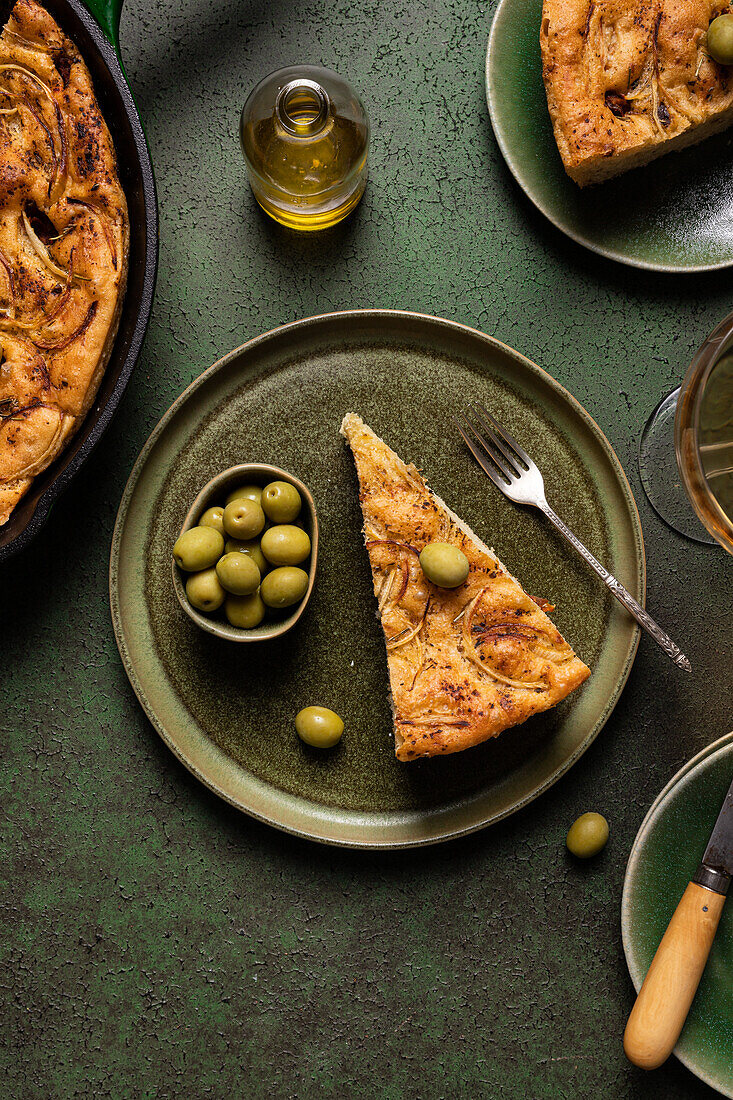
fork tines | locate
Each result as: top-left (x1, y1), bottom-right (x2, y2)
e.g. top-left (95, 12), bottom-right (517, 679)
top-left (453, 403), bottom-right (532, 491)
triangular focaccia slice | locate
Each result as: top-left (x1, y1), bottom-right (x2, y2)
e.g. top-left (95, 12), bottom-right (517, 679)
top-left (341, 414), bottom-right (591, 762)
top-left (541, 0), bottom-right (733, 186)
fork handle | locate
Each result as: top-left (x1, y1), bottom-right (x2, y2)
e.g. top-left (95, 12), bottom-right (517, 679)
top-left (540, 504), bottom-right (691, 673)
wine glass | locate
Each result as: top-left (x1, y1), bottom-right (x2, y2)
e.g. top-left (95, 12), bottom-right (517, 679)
top-left (639, 310), bottom-right (733, 554)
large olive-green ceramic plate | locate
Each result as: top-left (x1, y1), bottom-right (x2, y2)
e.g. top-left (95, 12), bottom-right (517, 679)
top-left (623, 732), bottom-right (733, 1096)
top-left (486, 0), bottom-right (733, 272)
top-left (110, 310), bottom-right (644, 848)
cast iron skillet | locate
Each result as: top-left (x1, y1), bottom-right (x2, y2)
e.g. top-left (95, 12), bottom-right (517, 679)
top-left (0, 0), bottom-right (157, 561)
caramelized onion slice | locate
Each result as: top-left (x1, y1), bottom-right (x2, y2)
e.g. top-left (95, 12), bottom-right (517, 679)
top-left (3, 28), bottom-right (51, 53)
top-left (68, 200), bottom-right (117, 269)
top-left (462, 588), bottom-right (548, 691)
top-left (21, 210), bottom-right (89, 284)
top-left (366, 538), bottom-right (420, 557)
top-left (33, 300), bottom-right (97, 352)
top-left (386, 613), bottom-right (426, 651)
top-left (21, 208), bottom-right (68, 280)
top-left (473, 622), bottom-right (574, 664)
top-left (0, 248), bottom-right (15, 317)
top-left (400, 715), bottom-right (469, 727)
top-left (0, 62), bottom-right (53, 100)
top-left (0, 65), bottom-right (67, 198)
top-left (367, 539), bottom-right (418, 609)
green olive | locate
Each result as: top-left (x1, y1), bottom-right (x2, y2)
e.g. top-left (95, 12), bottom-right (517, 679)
top-left (260, 524), bottom-right (311, 566)
top-left (708, 14), bottom-right (733, 65)
top-left (225, 538), bottom-right (269, 574)
top-left (566, 813), bottom-right (609, 858)
top-left (185, 568), bottom-right (225, 613)
top-left (173, 526), bottom-right (225, 572)
top-left (215, 552), bottom-right (261, 595)
top-left (225, 483), bottom-right (263, 507)
top-left (261, 480), bottom-right (302, 523)
top-left (225, 590), bottom-right (266, 628)
top-left (223, 498), bottom-right (265, 540)
top-left (419, 542), bottom-right (469, 588)
top-left (260, 566), bottom-right (309, 608)
top-left (199, 506), bottom-right (225, 535)
top-left (295, 706), bottom-right (344, 748)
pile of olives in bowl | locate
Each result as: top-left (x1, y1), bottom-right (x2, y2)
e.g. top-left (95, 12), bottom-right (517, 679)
top-left (172, 464), bottom-right (318, 641)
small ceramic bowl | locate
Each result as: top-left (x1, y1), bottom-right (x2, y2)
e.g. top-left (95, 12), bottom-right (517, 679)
top-left (171, 463), bottom-right (318, 642)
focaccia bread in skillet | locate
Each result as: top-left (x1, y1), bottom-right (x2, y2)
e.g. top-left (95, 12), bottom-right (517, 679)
top-left (540, 0), bottom-right (733, 185)
top-left (0, 0), bottom-right (129, 525)
top-left (341, 414), bottom-right (591, 762)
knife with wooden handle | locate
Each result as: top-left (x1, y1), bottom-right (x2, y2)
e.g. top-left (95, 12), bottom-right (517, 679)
top-left (623, 772), bottom-right (733, 1070)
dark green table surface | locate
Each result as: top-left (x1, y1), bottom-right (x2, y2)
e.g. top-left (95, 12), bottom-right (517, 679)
top-left (3, 0), bottom-right (732, 1096)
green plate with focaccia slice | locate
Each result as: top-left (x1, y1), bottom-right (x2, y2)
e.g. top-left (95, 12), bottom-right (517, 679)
top-left (486, 0), bottom-right (733, 272)
top-left (110, 310), bottom-right (643, 848)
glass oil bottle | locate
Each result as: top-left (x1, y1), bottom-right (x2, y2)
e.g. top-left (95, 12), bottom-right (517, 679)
top-left (240, 65), bottom-right (369, 231)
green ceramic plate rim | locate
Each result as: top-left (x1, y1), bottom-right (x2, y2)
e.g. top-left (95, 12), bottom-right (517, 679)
top-left (622, 729), bottom-right (733, 1097)
top-left (484, 0), bottom-right (733, 275)
top-left (109, 309), bottom-right (644, 849)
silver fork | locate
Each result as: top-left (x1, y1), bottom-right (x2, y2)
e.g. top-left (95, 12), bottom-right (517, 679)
top-left (455, 402), bottom-right (692, 673)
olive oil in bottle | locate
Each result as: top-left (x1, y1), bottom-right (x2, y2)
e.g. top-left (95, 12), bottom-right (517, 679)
top-left (240, 66), bottom-right (369, 231)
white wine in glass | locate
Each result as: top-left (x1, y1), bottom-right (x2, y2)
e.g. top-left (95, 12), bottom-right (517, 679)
top-left (676, 344), bottom-right (733, 554)
top-left (639, 310), bottom-right (733, 554)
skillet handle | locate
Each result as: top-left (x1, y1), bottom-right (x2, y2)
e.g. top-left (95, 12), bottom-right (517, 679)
top-left (81, 0), bottom-right (124, 53)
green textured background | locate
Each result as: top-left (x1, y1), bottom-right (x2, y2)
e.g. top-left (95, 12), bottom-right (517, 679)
top-left (2, 0), bottom-right (732, 1095)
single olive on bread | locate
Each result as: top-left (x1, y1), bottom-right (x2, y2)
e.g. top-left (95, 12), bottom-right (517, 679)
top-left (419, 542), bottom-right (469, 588)
top-left (708, 14), bottom-right (733, 65)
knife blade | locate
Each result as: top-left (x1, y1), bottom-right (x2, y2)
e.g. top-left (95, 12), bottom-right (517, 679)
top-left (695, 773), bottom-right (733, 893)
top-left (623, 769), bottom-right (733, 1070)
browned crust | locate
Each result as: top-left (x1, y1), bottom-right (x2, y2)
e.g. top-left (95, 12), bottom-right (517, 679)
top-left (341, 414), bottom-right (591, 762)
top-left (0, 0), bottom-right (129, 524)
top-left (540, 0), bottom-right (733, 185)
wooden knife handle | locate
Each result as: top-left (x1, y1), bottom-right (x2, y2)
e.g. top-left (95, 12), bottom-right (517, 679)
top-left (623, 882), bottom-right (726, 1070)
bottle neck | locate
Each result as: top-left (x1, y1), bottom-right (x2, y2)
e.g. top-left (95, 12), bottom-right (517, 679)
top-left (275, 79), bottom-right (330, 136)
